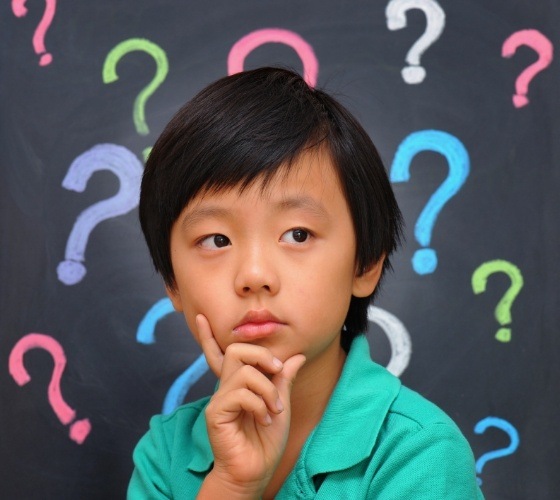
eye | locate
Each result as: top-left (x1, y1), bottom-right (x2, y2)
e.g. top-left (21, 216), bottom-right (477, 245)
top-left (198, 234), bottom-right (231, 249)
top-left (280, 228), bottom-right (310, 244)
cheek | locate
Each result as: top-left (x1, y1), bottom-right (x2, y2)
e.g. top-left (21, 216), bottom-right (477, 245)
top-left (180, 285), bottom-right (235, 349)
top-left (293, 269), bottom-right (353, 320)
top-left (172, 276), bottom-right (209, 331)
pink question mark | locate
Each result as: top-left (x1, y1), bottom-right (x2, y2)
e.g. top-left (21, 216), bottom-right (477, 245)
top-left (502, 29), bottom-right (553, 108)
top-left (227, 28), bottom-right (319, 86)
top-left (9, 333), bottom-right (91, 444)
top-left (11, 0), bottom-right (57, 66)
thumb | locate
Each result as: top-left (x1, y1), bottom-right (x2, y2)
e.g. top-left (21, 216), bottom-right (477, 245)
top-left (272, 354), bottom-right (306, 400)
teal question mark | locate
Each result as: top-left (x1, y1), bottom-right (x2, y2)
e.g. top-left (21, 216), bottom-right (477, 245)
top-left (102, 38), bottom-right (169, 161)
top-left (472, 260), bottom-right (524, 342)
top-left (390, 130), bottom-right (470, 274)
top-left (474, 417), bottom-right (519, 485)
top-left (136, 298), bottom-right (209, 415)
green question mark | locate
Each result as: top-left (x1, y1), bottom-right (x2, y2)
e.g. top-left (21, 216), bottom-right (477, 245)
top-left (102, 38), bottom-right (169, 161)
top-left (472, 260), bottom-right (524, 342)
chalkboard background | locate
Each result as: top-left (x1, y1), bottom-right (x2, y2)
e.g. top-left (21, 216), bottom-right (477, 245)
top-left (2, 1), bottom-right (559, 498)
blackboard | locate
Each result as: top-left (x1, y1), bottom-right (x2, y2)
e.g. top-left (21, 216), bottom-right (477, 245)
top-left (2, 1), bottom-right (559, 498)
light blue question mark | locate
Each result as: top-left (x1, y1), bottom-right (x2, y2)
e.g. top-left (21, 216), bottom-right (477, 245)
top-left (136, 298), bottom-right (209, 415)
top-left (390, 130), bottom-right (470, 274)
top-left (474, 416), bottom-right (520, 485)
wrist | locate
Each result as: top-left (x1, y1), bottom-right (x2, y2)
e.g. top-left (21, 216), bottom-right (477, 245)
top-left (197, 469), bottom-right (267, 500)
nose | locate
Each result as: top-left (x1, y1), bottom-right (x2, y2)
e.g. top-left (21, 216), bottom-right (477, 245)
top-left (234, 243), bottom-right (280, 296)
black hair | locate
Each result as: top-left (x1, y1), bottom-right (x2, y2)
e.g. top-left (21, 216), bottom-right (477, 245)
top-left (139, 67), bottom-right (403, 350)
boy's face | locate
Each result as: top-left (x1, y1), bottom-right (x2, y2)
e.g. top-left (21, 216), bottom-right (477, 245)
top-left (166, 149), bottom-right (382, 367)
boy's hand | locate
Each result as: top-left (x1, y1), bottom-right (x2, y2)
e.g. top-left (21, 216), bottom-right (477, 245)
top-left (195, 314), bottom-right (306, 498)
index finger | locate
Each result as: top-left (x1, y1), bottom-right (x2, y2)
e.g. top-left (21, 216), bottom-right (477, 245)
top-left (195, 314), bottom-right (224, 377)
top-left (220, 343), bottom-right (284, 382)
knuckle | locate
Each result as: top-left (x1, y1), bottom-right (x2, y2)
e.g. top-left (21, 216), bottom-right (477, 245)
top-left (238, 387), bottom-right (254, 400)
top-left (223, 343), bottom-right (236, 356)
top-left (239, 364), bottom-right (256, 377)
top-left (224, 342), bottom-right (243, 358)
top-left (237, 388), bottom-right (258, 408)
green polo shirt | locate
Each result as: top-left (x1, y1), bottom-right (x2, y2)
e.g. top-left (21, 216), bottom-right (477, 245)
top-left (128, 335), bottom-right (484, 498)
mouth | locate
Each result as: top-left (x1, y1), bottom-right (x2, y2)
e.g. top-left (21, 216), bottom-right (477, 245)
top-left (233, 310), bottom-right (285, 340)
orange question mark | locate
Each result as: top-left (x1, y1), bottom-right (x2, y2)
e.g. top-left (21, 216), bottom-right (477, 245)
top-left (12, 0), bottom-right (57, 66)
top-left (9, 333), bottom-right (91, 444)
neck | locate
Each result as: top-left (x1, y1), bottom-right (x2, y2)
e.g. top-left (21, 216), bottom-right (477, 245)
top-left (262, 340), bottom-right (347, 499)
top-left (290, 340), bottom-right (347, 431)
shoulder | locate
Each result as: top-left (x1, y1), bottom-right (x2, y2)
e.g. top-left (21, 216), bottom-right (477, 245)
top-left (144, 396), bottom-right (210, 444)
top-left (370, 384), bottom-right (483, 498)
top-left (388, 383), bottom-right (462, 431)
top-left (131, 396), bottom-right (210, 463)
top-left (128, 397), bottom-right (211, 499)
top-left (343, 336), bottom-right (468, 444)
top-left (381, 383), bottom-right (476, 463)
top-left (340, 337), bottom-right (482, 498)
top-left (133, 396), bottom-right (212, 469)
top-left (334, 335), bottom-right (470, 448)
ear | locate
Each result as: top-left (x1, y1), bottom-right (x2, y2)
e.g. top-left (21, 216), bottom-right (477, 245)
top-left (352, 255), bottom-right (386, 298)
top-left (165, 284), bottom-right (184, 312)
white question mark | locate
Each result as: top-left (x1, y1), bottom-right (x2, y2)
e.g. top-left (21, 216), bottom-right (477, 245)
top-left (386, 0), bottom-right (446, 84)
top-left (57, 144), bottom-right (143, 285)
top-left (367, 305), bottom-right (412, 377)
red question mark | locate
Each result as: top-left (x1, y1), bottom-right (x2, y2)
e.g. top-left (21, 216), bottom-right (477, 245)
top-left (9, 333), bottom-right (91, 444)
top-left (227, 28), bottom-right (319, 86)
top-left (502, 29), bottom-right (553, 108)
top-left (11, 0), bottom-right (57, 66)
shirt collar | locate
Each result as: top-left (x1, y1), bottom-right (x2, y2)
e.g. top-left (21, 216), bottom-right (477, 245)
top-left (186, 335), bottom-right (401, 475)
top-left (304, 335), bottom-right (401, 476)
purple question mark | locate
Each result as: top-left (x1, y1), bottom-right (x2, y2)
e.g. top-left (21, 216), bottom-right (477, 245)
top-left (57, 144), bottom-right (143, 285)
top-left (136, 298), bottom-right (209, 415)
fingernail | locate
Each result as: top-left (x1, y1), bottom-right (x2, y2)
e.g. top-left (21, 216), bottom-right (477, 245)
top-left (263, 414), bottom-right (272, 426)
top-left (272, 357), bottom-right (283, 369)
top-left (276, 398), bottom-right (284, 412)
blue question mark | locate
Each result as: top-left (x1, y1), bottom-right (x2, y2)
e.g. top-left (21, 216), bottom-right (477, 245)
top-left (390, 130), bottom-right (470, 274)
top-left (136, 298), bottom-right (209, 414)
top-left (474, 417), bottom-right (520, 485)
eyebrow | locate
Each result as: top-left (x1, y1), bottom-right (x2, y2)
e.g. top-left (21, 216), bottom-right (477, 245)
top-left (274, 196), bottom-right (329, 219)
top-left (180, 206), bottom-right (231, 231)
top-left (180, 195), bottom-right (329, 230)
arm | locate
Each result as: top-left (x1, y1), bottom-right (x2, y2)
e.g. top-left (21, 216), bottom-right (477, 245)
top-left (195, 314), bottom-right (306, 499)
top-left (372, 422), bottom-right (484, 499)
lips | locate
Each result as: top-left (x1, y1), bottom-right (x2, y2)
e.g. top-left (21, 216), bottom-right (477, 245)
top-left (233, 310), bottom-right (285, 340)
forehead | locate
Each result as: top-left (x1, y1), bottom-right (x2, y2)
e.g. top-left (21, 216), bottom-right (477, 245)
top-left (187, 148), bottom-right (346, 210)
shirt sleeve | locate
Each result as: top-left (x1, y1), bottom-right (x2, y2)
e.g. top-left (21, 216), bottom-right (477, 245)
top-left (371, 422), bottom-right (485, 499)
top-left (127, 415), bottom-right (172, 500)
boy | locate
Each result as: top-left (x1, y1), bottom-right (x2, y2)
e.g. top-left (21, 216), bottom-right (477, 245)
top-left (129, 67), bottom-right (483, 499)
